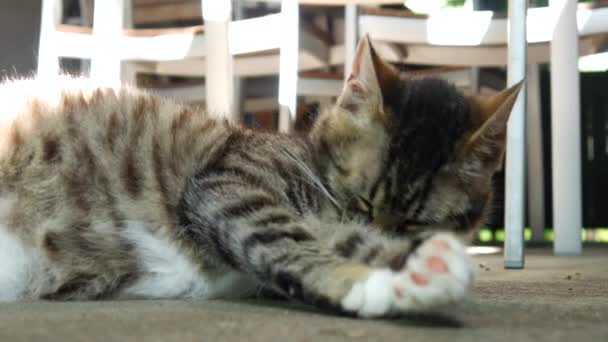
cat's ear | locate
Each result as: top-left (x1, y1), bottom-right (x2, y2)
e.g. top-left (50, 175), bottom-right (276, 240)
top-left (338, 34), bottom-right (400, 110)
top-left (465, 80), bottom-right (525, 165)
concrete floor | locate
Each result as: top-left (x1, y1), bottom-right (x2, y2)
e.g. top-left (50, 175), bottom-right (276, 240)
top-left (1, 247), bottom-right (607, 342)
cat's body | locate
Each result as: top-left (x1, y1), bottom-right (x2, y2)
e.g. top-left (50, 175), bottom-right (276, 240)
top-left (0, 37), bottom-right (521, 317)
top-left (0, 77), bottom-right (258, 301)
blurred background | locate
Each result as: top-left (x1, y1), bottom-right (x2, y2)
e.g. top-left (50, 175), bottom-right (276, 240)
top-left (1, 0), bottom-right (607, 247)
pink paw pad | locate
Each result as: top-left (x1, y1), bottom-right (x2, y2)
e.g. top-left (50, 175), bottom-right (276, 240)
top-left (426, 256), bottom-right (448, 273)
top-left (410, 271), bottom-right (428, 286)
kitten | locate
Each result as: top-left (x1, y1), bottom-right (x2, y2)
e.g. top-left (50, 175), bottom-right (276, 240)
top-left (0, 36), bottom-right (521, 317)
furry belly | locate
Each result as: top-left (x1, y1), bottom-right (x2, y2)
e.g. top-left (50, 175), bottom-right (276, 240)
top-left (0, 193), bottom-right (39, 302)
top-left (0, 227), bottom-right (38, 301)
top-left (0, 192), bottom-right (256, 301)
top-left (120, 221), bottom-right (257, 300)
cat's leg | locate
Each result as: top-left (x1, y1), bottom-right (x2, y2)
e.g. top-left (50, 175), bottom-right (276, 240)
top-left (336, 231), bottom-right (474, 317)
top-left (321, 221), bottom-right (474, 316)
top-left (324, 220), bottom-right (423, 269)
top-left (325, 221), bottom-right (475, 311)
top-left (178, 179), bottom-right (473, 317)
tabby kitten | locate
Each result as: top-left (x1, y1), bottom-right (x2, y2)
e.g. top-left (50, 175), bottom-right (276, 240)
top-left (0, 36), bottom-right (521, 317)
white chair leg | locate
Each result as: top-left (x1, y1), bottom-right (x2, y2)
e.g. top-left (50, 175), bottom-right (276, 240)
top-left (527, 63), bottom-right (546, 243)
top-left (38, 0), bottom-right (63, 79)
top-left (233, 0), bottom-right (245, 119)
top-left (344, 4), bottom-right (358, 78)
top-left (90, 0), bottom-right (134, 87)
top-left (121, 65), bottom-right (138, 87)
top-left (278, 0), bottom-right (299, 133)
top-left (550, 0), bottom-right (583, 256)
top-left (504, 0), bottom-right (527, 269)
top-left (202, 0), bottom-right (236, 120)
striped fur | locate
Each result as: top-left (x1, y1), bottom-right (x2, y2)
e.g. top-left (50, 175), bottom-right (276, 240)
top-left (0, 38), bottom-right (521, 317)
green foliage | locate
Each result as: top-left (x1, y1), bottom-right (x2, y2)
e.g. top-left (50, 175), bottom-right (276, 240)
top-left (444, 0), bottom-right (597, 9)
top-left (445, 0), bottom-right (466, 7)
top-left (477, 227), bottom-right (608, 243)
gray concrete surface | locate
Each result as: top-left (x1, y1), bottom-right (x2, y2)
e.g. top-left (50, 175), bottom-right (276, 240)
top-left (1, 247), bottom-right (607, 342)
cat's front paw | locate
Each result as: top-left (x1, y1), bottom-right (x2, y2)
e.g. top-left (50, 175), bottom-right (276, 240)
top-left (341, 233), bottom-right (474, 318)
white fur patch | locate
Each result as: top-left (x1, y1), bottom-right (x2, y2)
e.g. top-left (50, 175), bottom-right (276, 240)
top-left (121, 221), bottom-right (255, 299)
top-left (341, 270), bottom-right (394, 317)
top-left (0, 229), bottom-right (34, 302)
top-left (0, 194), bottom-right (35, 302)
top-left (342, 233), bottom-right (474, 317)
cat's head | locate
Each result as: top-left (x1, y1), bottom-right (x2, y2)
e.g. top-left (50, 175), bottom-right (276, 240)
top-left (310, 35), bottom-right (523, 240)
